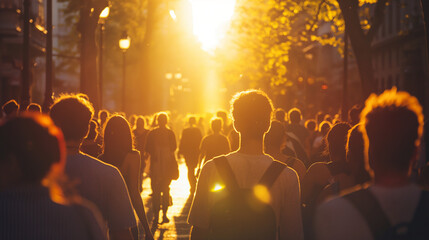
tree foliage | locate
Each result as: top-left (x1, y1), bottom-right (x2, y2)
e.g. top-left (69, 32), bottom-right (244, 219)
top-left (218, 0), bottom-right (388, 97)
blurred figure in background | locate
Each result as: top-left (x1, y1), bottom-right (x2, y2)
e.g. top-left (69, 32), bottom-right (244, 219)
top-left (265, 120), bottom-right (306, 182)
top-left (26, 103), bottom-right (42, 113)
top-left (178, 116), bottom-right (202, 193)
top-left (199, 117), bottom-right (230, 167)
top-left (99, 115), bottom-right (153, 240)
top-left (145, 112), bottom-right (178, 225)
top-left (80, 119), bottom-right (101, 158)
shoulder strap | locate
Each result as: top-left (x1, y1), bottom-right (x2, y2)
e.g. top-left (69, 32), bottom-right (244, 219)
top-left (344, 189), bottom-right (391, 239)
top-left (214, 156), bottom-right (239, 191)
top-left (409, 190), bottom-right (429, 231)
top-left (259, 161), bottom-right (286, 188)
top-left (285, 156), bottom-right (296, 166)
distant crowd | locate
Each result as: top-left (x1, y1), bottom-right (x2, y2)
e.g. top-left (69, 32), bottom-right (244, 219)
top-left (1, 87), bottom-right (428, 240)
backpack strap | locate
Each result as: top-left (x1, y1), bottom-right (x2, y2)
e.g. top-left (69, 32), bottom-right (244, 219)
top-left (408, 190), bottom-right (429, 237)
top-left (214, 156), bottom-right (239, 191)
top-left (344, 189), bottom-right (391, 239)
top-left (259, 161), bottom-right (286, 188)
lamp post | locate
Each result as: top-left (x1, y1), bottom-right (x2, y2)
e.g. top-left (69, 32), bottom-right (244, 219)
top-left (43, 0), bottom-right (53, 112)
top-left (98, 6), bottom-right (109, 109)
top-left (119, 32), bottom-right (130, 112)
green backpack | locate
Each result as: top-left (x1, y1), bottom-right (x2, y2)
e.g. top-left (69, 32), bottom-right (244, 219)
top-left (208, 156), bottom-right (286, 240)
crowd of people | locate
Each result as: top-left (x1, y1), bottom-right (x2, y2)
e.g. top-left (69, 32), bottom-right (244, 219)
top-left (0, 87), bottom-right (428, 240)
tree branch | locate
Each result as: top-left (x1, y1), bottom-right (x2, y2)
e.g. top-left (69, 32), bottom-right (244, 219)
top-left (366, 0), bottom-right (389, 42)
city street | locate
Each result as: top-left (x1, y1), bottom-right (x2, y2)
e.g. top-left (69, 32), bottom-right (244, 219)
top-left (142, 159), bottom-right (193, 240)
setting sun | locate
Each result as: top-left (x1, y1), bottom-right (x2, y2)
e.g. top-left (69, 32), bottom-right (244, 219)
top-left (190, 0), bottom-right (236, 52)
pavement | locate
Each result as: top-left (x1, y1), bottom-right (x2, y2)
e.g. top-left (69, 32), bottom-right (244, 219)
top-left (141, 159), bottom-right (193, 240)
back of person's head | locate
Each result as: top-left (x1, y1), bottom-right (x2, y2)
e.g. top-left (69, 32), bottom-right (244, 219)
top-left (326, 122), bottom-right (351, 162)
top-left (2, 99), bottom-right (19, 117)
top-left (274, 108), bottom-right (286, 122)
top-left (128, 114), bottom-right (137, 129)
top-left (324, 114), bottom-right (333, 123)
top-left (135, 116), bottom-right (146, 130)
top-left (288, 108), bottom-right (302, 124)
top-left (188, 116), bottom-right (197, 126)
top-left (216, 110), bottom-right (228, 124)
top-left (348, 104), bottom-right (362, 126)
top-left (316, 111), bottom-right (325, 125)
top-left (305, 119), bottom-right (317, 132)
top-left (0, 114), bottom-right (65, 186)
top-left (230, 89), bottom-right (273, 137)
top-left (98, 110), bottom-right (109, 124)
top-left (49, 94), bottom-right (94, 142)
top-left (346, 124), bottom-right (370, 184)
top-left (157, 112), bottom-right (169, 126)
top-left (86, 120), bottom-right (98, 141)
top-left (360, 87), bottom-right (423, 174)
top-left (103, 115), bottom-right (133, 163)
top-left (27, 103), bottom-right (42, 113)
top-left (264, 120), bottom-right (285, 151)
top-left (319, 121), bottom-right (332, 135)
top-left (211, 117), bottom-right (223, 133)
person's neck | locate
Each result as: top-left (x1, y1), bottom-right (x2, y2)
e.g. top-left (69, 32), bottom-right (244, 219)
top-left (374, 172), bottom-right (410, 187)
top-left (264, 147), bottom-right (281, 158)
top-left (66, 140), bottom-right (82, 155)
top-left (238, 134), bottom-right (264, 155)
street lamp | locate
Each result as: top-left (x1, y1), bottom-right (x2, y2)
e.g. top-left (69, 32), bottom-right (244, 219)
top-left (119, 32), bottom-right (130, 112)
top-left (98, 6), bottom-right (109, 108)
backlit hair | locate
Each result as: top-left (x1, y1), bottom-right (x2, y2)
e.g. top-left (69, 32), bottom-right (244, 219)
top-left (360, 87), bottom-right (424, 172)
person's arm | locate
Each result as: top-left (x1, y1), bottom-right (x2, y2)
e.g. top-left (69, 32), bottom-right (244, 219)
top-left (105, 168), bottom-right (137, 240)
top-left (125, 152), bottom-right (154, 240)
top-left (279, 170), bottom-right (304, 240)
top-left (190, 226), bottom-right (209, 240)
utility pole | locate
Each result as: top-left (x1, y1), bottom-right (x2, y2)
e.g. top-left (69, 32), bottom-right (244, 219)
top-left (341, 28), bottom-right (349, 121)
top-left (21, 0), bottom-right (31, 109)
top-left (43, 0), bottom-right (53, 112)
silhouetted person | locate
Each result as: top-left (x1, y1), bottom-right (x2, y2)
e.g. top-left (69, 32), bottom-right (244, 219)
top-left (50, 94), bottom-right (136, 240)
top-left (274, 108), bottom-right (287, 125)
top-left (199, 117), bottom-right (230, 166)
top-left (346, 124), bottom-right (371, 186)
top-left (315, 88), bottom-right (429, 240)
top-left (303, 123), bottom-right (352, 206)
top-left (0, 114), bottom-right (106, 240)
top-left (216, 110), bottom-right (233, 136)
top-left (310, 121), bottom-right (332, 163)
top-left (133, 116), bottom-right (149, 187)
top-left (97, 109), bottom-right (109, 135)
top-left (189, 90), bottom-right (303, 240)
top-left (99, 115), bottom-right (153, 240)
top-left (145, 112), bottom-right (177, 225)
top-left (2, 99), bottom-right (19, 120)
top-left (285, 107), bottom-right (309, 146)
top-left (348, 104), bottom-right (362, 126)
top-left (265, 120), bottom-right (306, 182)
top-left (80, 119), bottom-right (102, 158)
top-left (302, 123), bottom-right (352, 239)
top-left (178, 116), bottom-right (203, 193)
top-left (26, 103), bottom-right (42, 113)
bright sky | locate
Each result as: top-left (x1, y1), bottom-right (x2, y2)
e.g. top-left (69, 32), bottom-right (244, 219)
top-left (189, 0), bottom-right (236, 53)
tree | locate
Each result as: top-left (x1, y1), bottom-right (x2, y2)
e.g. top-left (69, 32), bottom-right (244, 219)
top-left (219, 0), bottom-right (389, 100)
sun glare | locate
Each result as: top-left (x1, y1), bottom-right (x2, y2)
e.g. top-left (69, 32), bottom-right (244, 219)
top-left (190, 0), bottom-right (236, 52)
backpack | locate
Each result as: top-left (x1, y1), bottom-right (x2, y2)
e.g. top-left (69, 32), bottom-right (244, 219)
top-left (344, 188), bottom-right (429, 240)
top-left (208, 156), bottom-right (286, 240)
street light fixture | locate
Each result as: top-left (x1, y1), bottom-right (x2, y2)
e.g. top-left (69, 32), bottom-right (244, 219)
top-left (98, 6), bottom-right (109, 109)
top-left (119, 32), bottom-right (130, 112)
